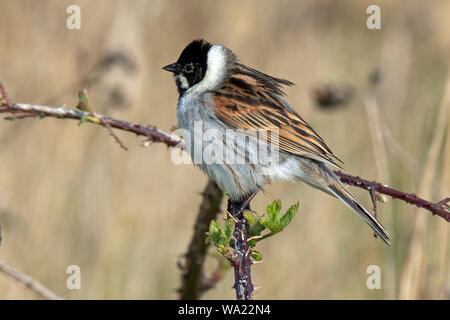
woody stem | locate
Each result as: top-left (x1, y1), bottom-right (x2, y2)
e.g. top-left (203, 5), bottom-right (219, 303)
top-left (228, 199), bottom-right (254, 300)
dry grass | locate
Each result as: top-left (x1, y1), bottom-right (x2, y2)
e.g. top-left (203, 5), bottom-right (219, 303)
top-left (0, 0), bottom-right (448, 299)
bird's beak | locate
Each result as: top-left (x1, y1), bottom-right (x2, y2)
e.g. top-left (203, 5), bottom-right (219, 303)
top-left (163, 62), bottom-right (182, 73)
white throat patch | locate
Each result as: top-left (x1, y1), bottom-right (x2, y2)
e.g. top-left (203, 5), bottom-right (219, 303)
top-left (176, 74), bottom-right (189, 89)
top-left (189, 45), bottom-right (230, 93)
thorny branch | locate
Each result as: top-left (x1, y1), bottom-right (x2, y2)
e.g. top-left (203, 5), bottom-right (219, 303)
top-left (334, 171), bottom-right (450, 222)
top-left (178, 180), bottom-right (224, 299)
top-left (0, 81), bottom-right (448, 300)
top-left (227, 200), bottom-right (254, 300)
top-left (0, 83), bottom-right (184, 149)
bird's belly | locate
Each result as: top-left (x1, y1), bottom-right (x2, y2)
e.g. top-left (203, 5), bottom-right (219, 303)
top-left (177, 101), bottom-right (277, 200)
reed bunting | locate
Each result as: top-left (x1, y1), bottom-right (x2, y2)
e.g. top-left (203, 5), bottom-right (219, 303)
top-left (164, 40), bottom-right (390, 245)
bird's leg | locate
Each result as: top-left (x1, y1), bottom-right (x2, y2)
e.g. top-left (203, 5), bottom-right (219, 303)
top-left (227, 190), bottom-right (258, 217)
top-left (227, 198), bottom-right (249, 216)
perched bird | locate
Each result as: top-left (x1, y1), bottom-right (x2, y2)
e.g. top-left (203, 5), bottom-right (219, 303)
top-left (163, 39), bottom-right (390, 245)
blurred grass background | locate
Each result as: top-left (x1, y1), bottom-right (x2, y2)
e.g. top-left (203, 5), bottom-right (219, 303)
top-left (0, 0), bottom-right (448, 299)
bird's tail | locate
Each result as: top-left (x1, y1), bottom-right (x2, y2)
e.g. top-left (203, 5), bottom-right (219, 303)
top-left (327, 178), bottom-right (391, 246)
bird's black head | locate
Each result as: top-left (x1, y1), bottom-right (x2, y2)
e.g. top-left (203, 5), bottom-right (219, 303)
top-left (163, 39), bottom-right (212, 95)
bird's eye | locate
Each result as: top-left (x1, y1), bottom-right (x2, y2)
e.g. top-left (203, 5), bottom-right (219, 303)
top-left (184, 63), bottom-right (194, 73)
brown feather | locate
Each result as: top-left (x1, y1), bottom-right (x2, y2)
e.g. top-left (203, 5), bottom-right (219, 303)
top-left (212, 64), bottom-right (343, 169)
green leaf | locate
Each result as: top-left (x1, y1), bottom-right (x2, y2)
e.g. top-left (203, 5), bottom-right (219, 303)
top-left (280, 202), bottom-right (299, 229)
top-left (244, 210), bottom-right (258, 225)
top-left (78, 115), bottom-right (101, 126)
top-left (224, 219), bottom-right (233, 240)
top-left (259, 200), bottom-right (282, 233)
top-left (206, 220), bottom-right (220, 245)
top-left (206, 219), bottom-right (234, 252)
top-left (250, 250), bottom-right (263, 261)
top-left (266, 199), bottom-right (282, 224)
top-left (244, 211), bottom-right (266, 236)
top-left (76, 89), bottom-right (92, 112)
top-left (208, 200), bottom-right (299, 262)
top-left (249, 220), bottom-right (265, 237)
top-left (259, 215), bottom-right (273, 232)
top-left (259, 200), bottom-right (299, 234)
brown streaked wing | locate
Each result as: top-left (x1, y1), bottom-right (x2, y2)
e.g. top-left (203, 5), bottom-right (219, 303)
top-left (212, 73), bottom-right (343, 169)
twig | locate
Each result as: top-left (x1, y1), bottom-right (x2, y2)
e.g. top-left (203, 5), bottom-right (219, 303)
top-left (334, 171), bottom-right (450, 222)
top-left (369, 186), bottom-right (378, 219)
top-left (179, 180), bottom-right (224, 299)
top-left (0, 259), bottom-right (62, 300)
top-left (0, 101), bottom-right (184, 149)
top-left (0, 82), bottom-right (184, 149)
top-left (102, 119), bottom-right (128, 151)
